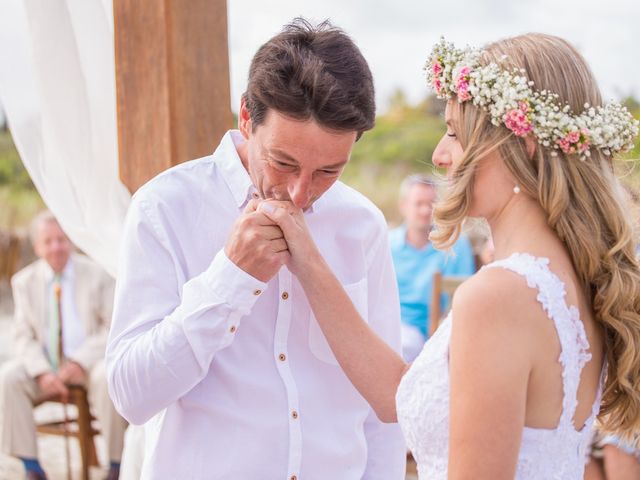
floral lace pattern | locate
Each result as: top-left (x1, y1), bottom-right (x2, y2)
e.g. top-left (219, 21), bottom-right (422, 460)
top-left (396, 253), bottom-right (604, 479)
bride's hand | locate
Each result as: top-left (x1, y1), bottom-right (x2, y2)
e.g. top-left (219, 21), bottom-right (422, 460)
top-left (258, 200), bottom-right (321, 278)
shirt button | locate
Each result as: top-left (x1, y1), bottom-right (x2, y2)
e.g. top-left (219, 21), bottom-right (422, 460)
top-left (291, 410), bottom-right (298, 419)
top-left (253, 289), bottom-right (262, 296)
top-left (229, 325), bottom-right (237, 333)
top-left (278, 353), bottom-right (286, 362)
top-left (281, 291), bottom-right (289, 300)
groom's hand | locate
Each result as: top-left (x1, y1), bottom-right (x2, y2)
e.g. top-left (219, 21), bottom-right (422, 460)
top-left (258, 200), bottom-right (321, 279)
top-left (225, 199), bottom-right (290, 282)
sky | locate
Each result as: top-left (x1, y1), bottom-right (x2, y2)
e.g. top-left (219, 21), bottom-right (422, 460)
top-left (227, 0), bottom-right (640, 113)
top-left (0, 0), bottom-right (638, 123)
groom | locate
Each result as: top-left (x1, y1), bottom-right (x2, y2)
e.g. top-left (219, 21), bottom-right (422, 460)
top-left (106, 18), bottom-right (405, 479)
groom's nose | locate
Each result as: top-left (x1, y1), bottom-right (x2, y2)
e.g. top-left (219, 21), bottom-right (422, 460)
top-left (288, 174), bottom-right (313, 209)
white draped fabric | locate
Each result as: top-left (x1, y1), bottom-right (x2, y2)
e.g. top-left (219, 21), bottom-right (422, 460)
top-left (0, 1), bottom-right (143, 477)
top-left (0, 0), bottom-right (130, 277)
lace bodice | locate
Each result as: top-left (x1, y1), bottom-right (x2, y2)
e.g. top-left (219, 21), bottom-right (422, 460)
top-left (396, 253), bottom-right (604, 479)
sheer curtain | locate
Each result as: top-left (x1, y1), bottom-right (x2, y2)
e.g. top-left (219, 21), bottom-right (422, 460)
top-left (0, 1), bottom-right (143, 477)
top-left (0, 0), bottom-right (130, 277)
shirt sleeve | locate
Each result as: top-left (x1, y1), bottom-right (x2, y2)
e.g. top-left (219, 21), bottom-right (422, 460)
top-left (362, 225), bottom-right (407, 479)
top-left (106, 197), bottom-right (266, 425)
top-left (70, 268), bottom-right (114, 371)
top-left (11, 273), bottom-right (53, 378)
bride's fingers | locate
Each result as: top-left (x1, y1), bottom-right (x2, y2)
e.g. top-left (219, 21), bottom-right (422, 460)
top-left (258, 202), bottom-right (298, 234)
top-left (260, 200), bottom-right (303, 218)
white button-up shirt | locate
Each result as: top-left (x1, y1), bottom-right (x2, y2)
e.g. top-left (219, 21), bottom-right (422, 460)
top-left (44, 258), bottom-right (85, 359)
top-left (107, 130), bottom-right (406, 479)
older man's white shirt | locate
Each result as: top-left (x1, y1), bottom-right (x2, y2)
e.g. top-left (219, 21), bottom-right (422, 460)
top-left (106, 130), bottom-right (405, 479)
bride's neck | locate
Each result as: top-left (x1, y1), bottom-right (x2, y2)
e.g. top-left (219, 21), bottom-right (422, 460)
top-left (486, 194), bottom-right (557, 259)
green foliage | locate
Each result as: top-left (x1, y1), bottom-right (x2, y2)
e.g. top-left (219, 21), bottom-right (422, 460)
top-left (0, 130), bottom-right (34, 190)
top-left (623, 97), bottom-right (640, 158)
top-left (0, 93), bottom-right (639, 229)
top-left (0, 130), bottom-right (42, 229)
top-left (341, 94), bottom-right (447, 220)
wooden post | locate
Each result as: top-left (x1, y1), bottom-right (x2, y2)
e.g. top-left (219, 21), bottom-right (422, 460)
top-left (114, 0), bottom-right (233, 193)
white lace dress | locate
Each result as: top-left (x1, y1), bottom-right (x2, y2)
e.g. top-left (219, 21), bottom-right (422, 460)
top-left (396, 253), bottom-right (604, 479)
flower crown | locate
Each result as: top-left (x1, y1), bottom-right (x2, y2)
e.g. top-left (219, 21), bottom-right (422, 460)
top-left (426, 38), bottom-right (639, 159)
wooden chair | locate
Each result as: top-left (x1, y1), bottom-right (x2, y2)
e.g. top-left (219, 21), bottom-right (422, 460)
top-left (36, 384), bottom-right (100, 480)
top-left (429, 272), bottom-right (470, 337)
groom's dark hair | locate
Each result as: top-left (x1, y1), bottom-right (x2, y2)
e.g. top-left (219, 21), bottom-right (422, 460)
top-left (242, 17), bottom-right (375, 141)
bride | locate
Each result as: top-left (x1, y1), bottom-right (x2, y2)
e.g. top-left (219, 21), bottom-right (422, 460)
top-left (258, 33), bottom-right (640, 479)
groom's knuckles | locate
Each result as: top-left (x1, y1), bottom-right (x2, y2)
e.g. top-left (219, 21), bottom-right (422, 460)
top-left (244, 198), bottom-right (260, 213)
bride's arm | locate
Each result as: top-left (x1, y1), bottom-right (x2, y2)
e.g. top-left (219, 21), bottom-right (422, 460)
top-left (448, 268), bottom-right (532, 479)
top-left (261, 201), bottom-right (408, 422)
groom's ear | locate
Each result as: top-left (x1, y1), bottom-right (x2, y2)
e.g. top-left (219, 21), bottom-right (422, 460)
top-left (239, 97), bottom-right (253, 140)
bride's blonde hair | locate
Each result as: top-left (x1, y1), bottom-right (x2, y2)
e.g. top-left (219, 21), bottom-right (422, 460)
top-left (431, 33), bottom-right (640, 440)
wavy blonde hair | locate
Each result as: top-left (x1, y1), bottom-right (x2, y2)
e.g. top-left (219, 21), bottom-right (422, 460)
top-left (431, 33), bottom-right (640, 439)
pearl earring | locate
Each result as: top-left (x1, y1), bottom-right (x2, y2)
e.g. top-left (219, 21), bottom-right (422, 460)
top-left (513, 185), bottom-right (521, 194)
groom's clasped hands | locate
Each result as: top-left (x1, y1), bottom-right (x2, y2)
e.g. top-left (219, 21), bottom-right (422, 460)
top-left (224, 198), bottom-right (317, 281)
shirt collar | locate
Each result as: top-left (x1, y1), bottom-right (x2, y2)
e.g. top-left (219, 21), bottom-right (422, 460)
top-left (214, 130), bottom-right (256, 209)
top-left (400, 223), bottom-right (435, 251)
top-left (398, 223), bottom-right (409, 247)
top-left (42, 255), bottom-right (74, 283)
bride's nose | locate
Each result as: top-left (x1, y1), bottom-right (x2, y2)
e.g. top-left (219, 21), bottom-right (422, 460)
top-left (432, 139), bottom-right (451, 169)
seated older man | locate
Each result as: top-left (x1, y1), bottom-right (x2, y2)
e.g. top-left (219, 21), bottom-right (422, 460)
top-left (0, 211), bottom-right (126, 480)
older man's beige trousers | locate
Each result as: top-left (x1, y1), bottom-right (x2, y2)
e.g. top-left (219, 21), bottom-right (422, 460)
top-left (0, 359), bottom-right (127, 462)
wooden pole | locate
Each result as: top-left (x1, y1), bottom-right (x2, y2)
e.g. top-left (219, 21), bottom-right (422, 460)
top-left (114, 0), bottom-right (233, 193)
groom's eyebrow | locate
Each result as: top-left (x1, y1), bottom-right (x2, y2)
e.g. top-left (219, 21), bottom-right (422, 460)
top-left (271, 148), bottom-right (299, 164)
top-left (272, 148), bottom-right (348, 170)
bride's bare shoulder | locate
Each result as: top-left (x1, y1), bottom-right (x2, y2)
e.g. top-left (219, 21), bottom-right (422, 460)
top-left (452, 266), bottom-right (543, 335)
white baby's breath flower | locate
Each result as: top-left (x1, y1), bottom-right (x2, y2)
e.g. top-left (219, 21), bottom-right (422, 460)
top-left (424, 38), bottom-right (639, 160)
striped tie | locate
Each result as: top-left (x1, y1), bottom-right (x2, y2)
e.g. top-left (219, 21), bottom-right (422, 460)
top-left (48, 274), bottom-right (62, 371)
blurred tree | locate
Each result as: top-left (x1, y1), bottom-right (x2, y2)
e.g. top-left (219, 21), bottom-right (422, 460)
top-left (0, 130), bottom-right (33, 190)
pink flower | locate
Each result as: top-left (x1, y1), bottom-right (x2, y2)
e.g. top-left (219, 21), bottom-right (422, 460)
top-left (432, 61), bottom-right (443, 76)
top-left (457, 81), bottom-right (471, 101)
top-left (503, 102), bottom-right (534, 137)
top-left (566, 131), bottom-right (580, 143)
top-left (455, 67), bottom-right (472, 102)
top-left (434, 78), bottom-right (442, 93)
top-left (556, 129), bottom-right (590, 154)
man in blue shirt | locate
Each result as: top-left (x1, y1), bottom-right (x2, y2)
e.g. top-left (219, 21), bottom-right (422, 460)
top-left (389, 174), bottom-right (476, 361)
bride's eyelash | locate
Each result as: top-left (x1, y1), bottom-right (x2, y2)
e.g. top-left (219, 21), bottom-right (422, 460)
top-left (447, 133), bottom-right (457, 138)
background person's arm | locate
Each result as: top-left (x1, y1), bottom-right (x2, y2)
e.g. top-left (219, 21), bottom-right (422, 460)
top-left (70, 267), bottom-right (115, 372)
top-left (11, 272), bottom-right (53, 378)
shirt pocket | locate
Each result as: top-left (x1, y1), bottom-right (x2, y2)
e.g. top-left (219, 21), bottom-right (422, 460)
top-left (308, 277), bottom-right (368, 365)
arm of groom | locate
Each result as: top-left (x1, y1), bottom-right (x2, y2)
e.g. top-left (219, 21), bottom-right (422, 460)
top-left (106, 196), bottom-right (287, 424)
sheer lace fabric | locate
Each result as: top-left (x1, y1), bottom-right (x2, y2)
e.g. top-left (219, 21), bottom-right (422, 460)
top-left (396, 253), bottom-right (604, 479)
